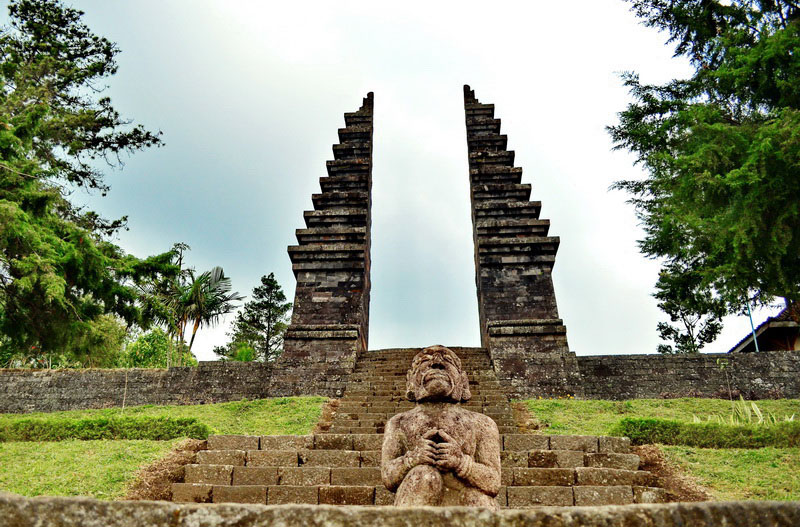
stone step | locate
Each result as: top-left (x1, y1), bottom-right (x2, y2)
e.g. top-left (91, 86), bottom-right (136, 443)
top-left (476, 217), bottom-right (550, 238)
top-left (295, 226), bottom-right (366, 245)
top-left (331, 142), bottom-right (371, 161)
top-left (206, 434), bottom-right (632, 455)
top-left (337, 125), bottom-right (371, 143)
top-left (477, 237), bottom-right (560, 262)
top-left (185, 464), bottom-right (651, 490)
top-left (472, 183), bottom-right (531, 202)
top-left (467, 134), bottom-right (508, 151)
top-left (465, 116), bottom-right (501, 134)
top-left (172, 482), bottom-right (667, 507)
top-left (319, 174), bottom-right (369, 192)
top-left (464, 102), bottom-right (495, 118)
top-left (312, 191), bottom-right (369, 210)
top-left (303, 209), bottom-right (367, 228)
top-left (325, 159), bottom-right (370, 177)
top-left (468, 150), bottom-right (515, 167)
top-left (474, 200), bottom-right (542, 220)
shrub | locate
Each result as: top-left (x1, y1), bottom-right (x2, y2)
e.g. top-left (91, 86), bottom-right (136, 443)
top-left (0, 416), bottom-right (210, 442)
top-left (610, 417), bottom-right (800, 448)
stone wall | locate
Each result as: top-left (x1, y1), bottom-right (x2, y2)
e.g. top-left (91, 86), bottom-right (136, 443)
top-left (0, 362), bottom-right (273, 413)
top-left (579, 351), bottom-right (800, 400)
top-left (2, 494), bottom-right (799, 527)
top-left (1, 350), bottom-right (798, 413)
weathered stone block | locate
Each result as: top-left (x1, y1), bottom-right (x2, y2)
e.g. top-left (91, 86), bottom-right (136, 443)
top-left (260, 435), bottom-right (313, 450)
top-left (319, 485), bottom-right (375, 505)
top-left (500, 451), bottom-right (528, 467)
top-left (246, 450), bottom-right (297, 467)
top-left (196, 450), bottom-right (245, 466)
top-left (359, 450), bottom-right (380, 467)
top-left (573, 485), bottom-right (634, 506)
top-left (299, 450), bottom-right (360, 467)
top-left (507, 486), bottom-right (573, 507)
top-left (504, 434), bottom-right (549, 451)
top-left (495, 486), bottom-right (507, 508)
top-left (231, 467), bottom-right (278, 486)
top-left (207, 435), bottom-right (259, 451)
top-left (314, 434), bottom-right (353, 450)
top-left (374, 485), bottom-right (395, 505)
top-left (575, 467), bottom-right (636, 486)
top-left (183, 465), bottom-right (232, 485)
top-left (331, 467), bottom-right (381, 486)
top-left (512, 468), bottom-right (574, 486)
top-left (584, 453), bottom-right (640, 471)
top-left (550, 435), bottom-right (598, 452)
top-left (352, 434), bottom-right (383, 451)
top-left (634, 485), bottom-right (668, 503)
top-left (277, 467), bottom-right (330, 486)
top-left (599, 436), bottom-right (631, 454)
top-left (170, 483), bottom-right (211, 503)
top-left (211, 485), bottom-right (266, 504)
top-left (266, 485), bottom-right (318, 504)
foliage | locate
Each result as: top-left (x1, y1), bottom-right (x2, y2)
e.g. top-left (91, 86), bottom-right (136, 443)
top-left (655, 262), bottom-right (726, 353)
top-left (0, 439), bottom-right (175, 499)
top-left (228, 341), bottom-right (256, 362)
top-left (0, 415), bottom-right (209, 441)
top-left (610, 416), bottom-right (800, 448)
top-left (663, 445), bottom-right (800, 501)
top-left (121, 328), bottom-right (196, 368)
top-left (0, 0), bottom-right (176, 363)
top-left (138, 245), bottom-right (241, 367)
top-left (694, 395), bottom-right (796, 425)
top-left (609, 0), bottom-right (800, 339)
top-left (1, 396), bottom-right (327, 436)
top-left (214, 273), bottom-right (291, 362)
top-left (522, 397), bottom-right (800, 435)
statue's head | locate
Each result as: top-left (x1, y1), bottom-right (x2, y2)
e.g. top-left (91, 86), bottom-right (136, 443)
top-left (406, 345), bottom-right (471, 403)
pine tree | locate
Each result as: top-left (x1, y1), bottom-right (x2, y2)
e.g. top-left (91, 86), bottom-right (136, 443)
top-left (0, 0), bottom-right (176, 363)
top-left (214, 273), bottom-right (291, 362)
top-left (609, 0), bottom-right (800, 349)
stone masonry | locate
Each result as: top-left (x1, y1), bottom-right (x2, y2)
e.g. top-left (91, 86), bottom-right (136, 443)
top-left (463, 86), bottom-right (582, 398)
top-left (270, 93), bottom-right (375, 397)
top-left (173, 348), bottom-right (667, 508)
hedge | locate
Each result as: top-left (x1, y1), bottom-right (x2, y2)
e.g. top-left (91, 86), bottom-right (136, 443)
top-left (610, 417), bottom-right (800, 448)
top-left (0, 416), bottom-right (210, 441)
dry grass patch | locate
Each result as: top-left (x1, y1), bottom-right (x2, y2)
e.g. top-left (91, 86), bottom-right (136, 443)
top-left (635, 444), bottom-right (712, 502)
top-left (123, 439), bottom-right (206, 501)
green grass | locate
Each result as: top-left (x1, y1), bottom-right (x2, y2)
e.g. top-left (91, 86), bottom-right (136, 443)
top-left (522, 398), bottom-right (800, 436)
top-left (0, 397), bottom-right (327, 499)
top-left (0, 440), bottom-right (175, 499)
top-left (0, 396), bottom-right (327, 437)
top-left (663, 446), bottom-right (800, 501)
top-left (521, 398), bottom-right (800, 502)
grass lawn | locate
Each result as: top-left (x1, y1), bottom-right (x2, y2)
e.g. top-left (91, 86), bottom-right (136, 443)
top-left (663, 446), bottom-right (800, 501)
top-left (0, 396), bottom-right (327, 437)
top-left (0, 440), bottom-right (175, 499)
top-left (522, 398), bottom-right (800, 436)
top-left (522, 398), bottom-right (800, 501)
top-left (0, 397), bottom-right (327, 499)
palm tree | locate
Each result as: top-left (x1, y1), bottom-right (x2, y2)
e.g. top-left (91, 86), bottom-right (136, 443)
top-left (184, 266), bottom-right (243, 357)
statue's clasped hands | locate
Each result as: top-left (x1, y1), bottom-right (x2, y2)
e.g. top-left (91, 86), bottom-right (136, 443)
top-left (405, 429), bottom-right (465, 472)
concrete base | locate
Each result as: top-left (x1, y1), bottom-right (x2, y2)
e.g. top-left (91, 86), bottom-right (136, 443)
top-left (1, 494), bottom-right (799, 527)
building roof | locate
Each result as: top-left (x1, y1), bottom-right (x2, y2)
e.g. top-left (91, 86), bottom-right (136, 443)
top-left (728, 307), bottom-right (798, 353)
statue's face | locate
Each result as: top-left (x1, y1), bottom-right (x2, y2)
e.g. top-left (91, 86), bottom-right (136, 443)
top-left (406, 345), bottom-right (471, 402)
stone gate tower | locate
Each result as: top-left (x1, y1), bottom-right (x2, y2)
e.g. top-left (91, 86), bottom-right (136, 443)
top-left (463, 86), bottom-right (583, 398)
top-left (271, 93), bottom-right (374, 397)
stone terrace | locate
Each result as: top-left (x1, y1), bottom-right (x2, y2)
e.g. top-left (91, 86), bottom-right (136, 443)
top-left (173, 348), bottom-right (666, 508)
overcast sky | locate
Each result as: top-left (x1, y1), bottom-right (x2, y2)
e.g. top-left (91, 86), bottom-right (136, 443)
top-left (9, 0), bottom-right (782, 360)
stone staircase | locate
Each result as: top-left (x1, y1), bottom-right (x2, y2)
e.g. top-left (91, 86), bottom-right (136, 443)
top-left (172, 347), bottom-right (667, 507)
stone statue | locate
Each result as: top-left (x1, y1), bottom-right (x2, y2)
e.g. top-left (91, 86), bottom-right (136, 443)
top-left (381, 345), bottom-right (502, 508)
